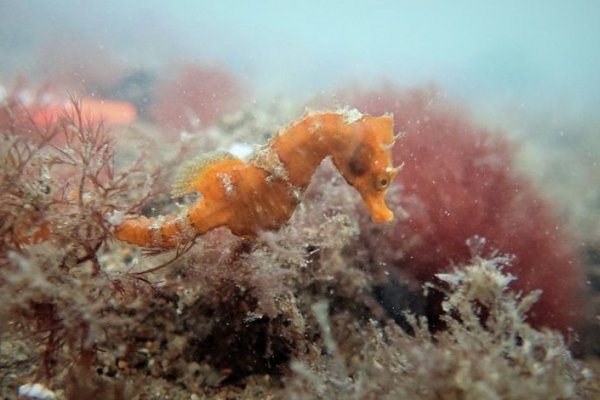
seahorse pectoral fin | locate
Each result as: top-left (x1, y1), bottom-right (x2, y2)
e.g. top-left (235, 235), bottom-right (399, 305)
top-left (363, 193), bottom-right (394, 223)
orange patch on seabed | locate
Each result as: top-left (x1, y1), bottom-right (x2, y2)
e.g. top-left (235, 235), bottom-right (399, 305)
top-left (33, 97), bottom-right (137, 126)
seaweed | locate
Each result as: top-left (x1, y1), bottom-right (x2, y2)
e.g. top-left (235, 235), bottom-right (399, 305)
top-left (288, 253), bottom-right (593, 400)
top-left (0, 91), bottom-right (596, 399)
top-left (345, 85), bottom-right (586, 333)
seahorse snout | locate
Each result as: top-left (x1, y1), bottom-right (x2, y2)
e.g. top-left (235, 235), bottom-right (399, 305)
top-left (363, 194), bottom-right (394, 223)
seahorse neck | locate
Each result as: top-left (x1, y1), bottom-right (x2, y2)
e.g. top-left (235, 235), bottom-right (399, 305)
top-left (272, 113), bottom-right (354, 188)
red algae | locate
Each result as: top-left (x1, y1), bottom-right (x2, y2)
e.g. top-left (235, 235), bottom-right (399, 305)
top-left (151, 63), bottom-right (242, 134)
top-left (348, 86), bottom-right (585, 333)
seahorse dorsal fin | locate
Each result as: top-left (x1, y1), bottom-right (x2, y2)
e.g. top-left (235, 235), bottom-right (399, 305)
top-left (172, 151), bottom-right (241, 197)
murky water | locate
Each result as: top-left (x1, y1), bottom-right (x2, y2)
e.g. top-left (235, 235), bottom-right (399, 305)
top-left (1, 2), bottom-right (599, 398)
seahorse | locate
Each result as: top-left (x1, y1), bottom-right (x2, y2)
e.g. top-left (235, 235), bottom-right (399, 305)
top-left (115, 109), bottom-right (402, 248)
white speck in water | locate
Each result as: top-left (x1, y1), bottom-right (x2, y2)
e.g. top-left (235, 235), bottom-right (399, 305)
top-left (228, 142), bottom-right (254, 160)
top-left (179, 131), bottom-right (193, 142)
top-left (17, 383), bottom-right (56, 400)
top-left (106, 210), bottom-right (124, 226)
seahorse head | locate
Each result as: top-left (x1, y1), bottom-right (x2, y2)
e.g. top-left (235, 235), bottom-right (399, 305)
top-left (332, 114), bottom-right (401, 223)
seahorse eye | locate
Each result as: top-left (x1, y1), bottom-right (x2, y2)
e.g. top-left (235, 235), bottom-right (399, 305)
top-left (374, 174), bottom-right (390, 191)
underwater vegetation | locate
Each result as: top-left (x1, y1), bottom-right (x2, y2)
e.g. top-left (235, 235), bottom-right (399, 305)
top-left (345, 85), bottom-right (586, 334)
top-left (0, 80), bottom-right (597, 398)
top-left (0, 80), bottom-right (136, 148)
top-left (287, 254), bottom-right (591, 399)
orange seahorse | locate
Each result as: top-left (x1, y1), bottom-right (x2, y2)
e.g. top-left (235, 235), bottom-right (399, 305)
top-left (115, 109), bottom-right (402, 248)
